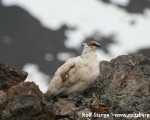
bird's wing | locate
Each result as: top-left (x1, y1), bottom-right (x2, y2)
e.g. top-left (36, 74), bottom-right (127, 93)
top-left (47, 56), bottom-right (83, 96)
top-left (56, 56), bottom-right (83, 88)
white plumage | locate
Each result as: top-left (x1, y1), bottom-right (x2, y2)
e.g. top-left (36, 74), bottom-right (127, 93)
top-left (45, 41), bottom-right (101, 97)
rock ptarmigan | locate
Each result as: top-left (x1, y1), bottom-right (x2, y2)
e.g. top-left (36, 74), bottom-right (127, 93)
top-left (45, 41), bottom-right (101, 97)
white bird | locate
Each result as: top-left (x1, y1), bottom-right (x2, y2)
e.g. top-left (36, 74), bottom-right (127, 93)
top-left (45, 41), bottom-right (101, 97)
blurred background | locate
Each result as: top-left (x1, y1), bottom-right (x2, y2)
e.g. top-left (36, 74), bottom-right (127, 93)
top-left (0, 0), bottom-right (150, 92)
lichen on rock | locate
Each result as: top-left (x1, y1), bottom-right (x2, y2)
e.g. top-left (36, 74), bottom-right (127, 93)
top-left (98, 53), bottom-right (150, 114)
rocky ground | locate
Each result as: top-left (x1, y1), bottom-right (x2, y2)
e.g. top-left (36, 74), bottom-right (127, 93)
top-left (0, 53), bottom-right (150, 120)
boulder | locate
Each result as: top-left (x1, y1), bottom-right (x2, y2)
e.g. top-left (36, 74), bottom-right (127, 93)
top-left (0, 63), bottom-right (28, 92)
top-left (99, 53), bottom-right (150, 114)
top-left (1, 82), bottom-right (54, 120)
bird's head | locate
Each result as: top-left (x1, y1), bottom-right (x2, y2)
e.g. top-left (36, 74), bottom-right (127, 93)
top-left (87, 41), bottom-right (101, 47)
top-left (83, 41), bottom-right (101, 51)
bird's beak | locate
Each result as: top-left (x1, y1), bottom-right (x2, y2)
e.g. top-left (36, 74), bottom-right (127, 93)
top-left (92, 41), bottom-right (101, 48)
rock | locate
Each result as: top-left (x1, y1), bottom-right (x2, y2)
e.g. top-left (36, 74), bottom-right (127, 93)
top-left (0, 90), bottom-right (7, 110)
top-left (0, 64), bottom-right (55, 120)
top-left (1, 53), bottom-right (150, 120)
top-left (53, 99), bottom-right (76, 119)
top-left (0, 63), bottom-right (28, 92)
top-left (75, 108), bottom-right (92, 120)
top-left (98, 53), bottom-right (150, 114)
top-left (1, 82), bottom-right (54, 120)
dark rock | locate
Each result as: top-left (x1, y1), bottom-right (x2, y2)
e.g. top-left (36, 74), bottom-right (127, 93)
top-left (75, 108), bottom-right (92, 120)
top-left (53, 99), bottom-right (76, 119)
top-left (98, 53), bottom-right (150, 114)
top-left (0, 63), bottom-right (28, 92)
top-left (0, 63), bottom-right (55, 120)
top-left (0, 4), bottom-right (78, 77)
top-left (0, 90), bottom-right (7, 111)
top-left (100, 0), bottom-right (150, 14)
top-left (1, 82), bottom-right (54, 120)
